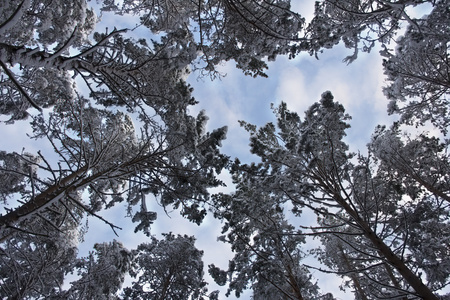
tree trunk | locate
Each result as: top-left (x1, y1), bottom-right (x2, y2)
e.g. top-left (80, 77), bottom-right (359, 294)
top-left (337, 244), bottom-right (368, 300)
top-left (286, 264), bottom-right (304, 300)
top-left (334, 192), bottom-right (439, 300)
top-left (158, 271), bottom-right (173, 300)
top-left (0, 29), bottom-right (125, 73)
top-left (0, 149), bottom-right (157, 236)
top-left (409, 171), bottom-right (450, 204)
top-left (0, 165), bottom-right (88, 232)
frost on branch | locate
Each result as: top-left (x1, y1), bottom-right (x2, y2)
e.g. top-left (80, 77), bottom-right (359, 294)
top-left (123, 233), bottom-right (214, 300)
top-left (219, 93), bottom-right (446, 299)
top-left (382, 1), bottom-right (450, 132)
top-left (63, 240), bottom-right (133, 299)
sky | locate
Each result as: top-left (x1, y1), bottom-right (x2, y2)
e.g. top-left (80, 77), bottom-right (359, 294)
top-left (0, 1), bottom-right (434, 299)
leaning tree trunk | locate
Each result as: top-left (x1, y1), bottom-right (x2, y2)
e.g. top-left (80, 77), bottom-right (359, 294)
top-left (309, 160), bottom-right (439, 300)
top-left (337, 244), bottom-right (368, 300)
top-left (0, 165), bottom-right (88, 235)
top-left (334, 191), bottom-right (439, 300)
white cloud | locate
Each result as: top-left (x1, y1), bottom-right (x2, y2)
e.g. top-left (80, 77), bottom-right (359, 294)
top-left (275, 65), bottom-right (313, 115)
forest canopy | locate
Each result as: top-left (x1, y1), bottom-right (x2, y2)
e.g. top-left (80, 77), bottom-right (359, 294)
top-left (0, 0), bottom-right (449, 299)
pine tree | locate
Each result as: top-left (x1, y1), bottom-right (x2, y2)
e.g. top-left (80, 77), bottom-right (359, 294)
top-left (219, 92), bottom-right (446, 299)
top-left (123, 233), bottom-right (215, 300)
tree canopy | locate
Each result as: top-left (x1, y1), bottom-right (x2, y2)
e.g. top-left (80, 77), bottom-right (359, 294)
top-left (212, 93), bottom-right (449, 299)
top-left (0, 0), bottom-right (449, 298)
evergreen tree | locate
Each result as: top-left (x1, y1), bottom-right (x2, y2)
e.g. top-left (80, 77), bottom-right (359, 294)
top-left (1, 0), bottom-right (449, 298)
top-left (211, 188), bottom-right (320, 299)
top-left (218, 92), bottom-right (446, 299)
top-left (123, 233), bottom-right (215, 300)
top-left (382, 0), bottom-right (450, 132)
top-left (61, 240), bottom-right (133, 300)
